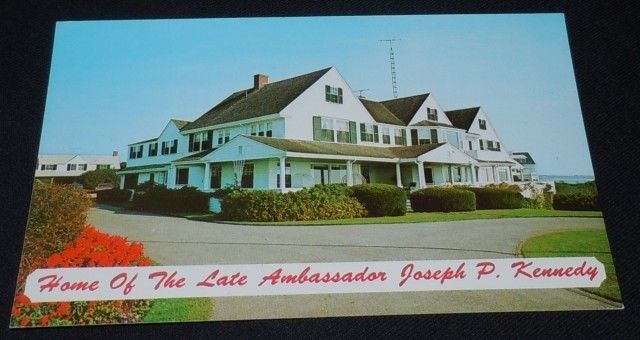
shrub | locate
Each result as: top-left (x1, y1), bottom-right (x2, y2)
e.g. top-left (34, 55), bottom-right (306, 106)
top-left (18, 183), bottom-right (93, 288)
top-left (211, 184), bottom-right (241, 199)
top-left (11, 226), bottom-right (152, 327)
top-left (462, 187), bottom-right (524, 209)
top-left (555, 181), bottom-right (598, 195)
top-left (483, 183), bottom-right (522, 193)
top-left (410, 187), bottom-right (476, 212)
top-left (132, 186), bottom-right (211, 213)
top-left (521, 183), bottom-right (554, 209)
top-left (221, 186), bottom-right (366, 222)
top-left (553, 193), bottom-right (600, 211)
top-left (79, 168), bottom-right (119, 190)
top-left (96, 188), bottom-right (132, 204)
top-left (350, 184), bottom-right (406, 216)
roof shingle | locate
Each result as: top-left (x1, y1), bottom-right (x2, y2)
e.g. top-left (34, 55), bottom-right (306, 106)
top-left (379, 93), bottom-right (430, 125)
top-left (444, 107), bottom-right (481, 131)
top-left (359, 98), bottom-right (405, 125)
top-left (182, 68), bottom-right (332, 131)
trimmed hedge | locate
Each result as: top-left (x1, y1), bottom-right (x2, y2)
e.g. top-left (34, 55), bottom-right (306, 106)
top-left (410, 187), bottom-right (476, 212)
top-left (132, 186), bottom-right (211, 213)
top-left (350, 184), bottom-right (406, 216)
top-left (461, 187), bottom-right (524, 209)
top-left (553, 193), bottom-right (600, 211)
top-left (221, 185), bottom-right (366, 222)
top-left (96, 189), bottom-right (132, 204)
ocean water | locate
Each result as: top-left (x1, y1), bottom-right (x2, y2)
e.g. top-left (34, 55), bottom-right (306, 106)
top-left (539, 175), bottom-right (595, 184)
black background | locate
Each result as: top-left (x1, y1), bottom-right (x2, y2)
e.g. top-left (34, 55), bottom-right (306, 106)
top-left (1, 1), bottom-right (639, 338)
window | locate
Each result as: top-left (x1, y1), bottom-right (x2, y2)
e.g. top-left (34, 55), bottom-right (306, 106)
top-left (427, 107), bottom-right (438, 121)
top-left (382, 127), bottom-right (391, 144)
top-left (241, 163), bottom-right (254, 188)
top-left (411, 129), bottom-right (419, 145)
top-left (479, 119), bottom-right (487, 130)
top-left (330, 165), bottom-right (347, 184)
top-left (129, 145), bottom-right (143, 159)
top-left (217, 129), bottom-right (230, 145)
top-left (176, 168), bottom-right (189, 185)
top-left (266, 122), bottom-right (273, 137)
top-left (276, 162), bottom-right (291, 188)
top-left (325, 85), bottom-right (343, 104)
top-left (496, 142), bottom-right (501, 151)
top-left (335, 119), bottom-right (350, 143)
top-left (360, 123), bottom-right (378, 143)
top-left (479, 139), bottom-right (485, 150)
top-left (446, 131), bottom-right (460, 148)
top-left (417, 129), bottom-right (437, 145)
top-left (162, 139), bottom-right (178, 154)
top-left (210, 166), bottom-right (222, 189)
top-left (248, 122), bottom-right (273, 137)
top-left (148, 143), bottom-right (158, 156)
top-left (67, 164), bottom-right (77, 171)
top-left (468, 141), bottom-right (473, 150)
top-left (487, 140), bottom-right (495, 150)
top-left (78, 164), bottom-right (87, 171)
top-left (189, 131), bottom-right (211, 152)
top-left (41, 164), bottom-right (57, 170)
top-left (97, 164), bottom-right (111, 170)
top-left (319, 117), bottom-right (335, 142)
top-left (430, 129), bottom-right (438, 144)
top-left (394, 128), bottom-right (406, 145)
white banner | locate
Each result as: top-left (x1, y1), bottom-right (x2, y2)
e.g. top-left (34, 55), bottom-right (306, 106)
top-left (24, 257), bottom-right (605, 302)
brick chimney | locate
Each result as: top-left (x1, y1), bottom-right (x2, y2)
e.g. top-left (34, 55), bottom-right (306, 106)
top-left (254, 74), bottom-right (268, 90)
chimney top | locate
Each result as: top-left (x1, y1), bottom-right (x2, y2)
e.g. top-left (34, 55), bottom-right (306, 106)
top-left (254, 74), bottom-right (268, 90)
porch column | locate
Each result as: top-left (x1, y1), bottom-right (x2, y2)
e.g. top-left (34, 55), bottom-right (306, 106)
top-left (469, 165), bottom-right (475, 185)
top-left (279, 156), bottom-right (286, 191)
top-left (507, 166), bottom-right (513, 182)
top-left (119, 175), bottom-right (125, 189)
top-left (395, 163), bottom-right (402, 187)
top-left (168, 165), bottom-right (177, 188)
top-left (346, 160), bottom-right (354, 186)
top-left (448, 165), bottom-right (454, 184)
top-left (417, 161), bottom-right (426, 189)
top-left (203, 162), bottom-right (211, 190)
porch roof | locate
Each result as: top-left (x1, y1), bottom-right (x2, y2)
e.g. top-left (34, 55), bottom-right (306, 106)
top-left (117, 163), bottom-right (169, 174)
top-left (173, 148), bottom-right (218, 162)
top-left (410, 120), bottom-right (455, 128)
top-left (246, 135), bottom-right (446, 159)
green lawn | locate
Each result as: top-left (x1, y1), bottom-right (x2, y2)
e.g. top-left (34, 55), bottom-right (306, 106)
top-left (189, 209), bottom-right (602, 226)
top-left (142, 297), bottom-right (213, 323)
top-left (520, 229), bottom-right (621, 302)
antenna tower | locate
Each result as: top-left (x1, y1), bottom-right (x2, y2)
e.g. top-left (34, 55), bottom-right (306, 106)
top-left (380, 38), bottom-right (400, 98)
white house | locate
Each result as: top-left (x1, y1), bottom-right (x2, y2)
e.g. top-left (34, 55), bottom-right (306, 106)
top-left (510, 152), bottom-right (539, 182)
top-left (36, 152), bottom-right (121, 184)
top-left (118, 67), bottom-right (530, 193)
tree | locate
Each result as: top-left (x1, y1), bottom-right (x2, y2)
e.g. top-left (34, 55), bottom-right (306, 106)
top-left (79, 168), bottom-right (119, 189)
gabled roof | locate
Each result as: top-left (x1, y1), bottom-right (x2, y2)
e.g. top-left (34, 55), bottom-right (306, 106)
top-left (359, 98), bottom-right (405, 125)
top-left (129, 137), bottom-right (158, 146)
top-left (117, 163), bottom-right (170, 173)
top-left (182, 67), bottom-right (332, 131)
top-left (444, 107), bottom-right (481, 131)
top-left (410, 120), bottom-right (454, 128)
top-left (172, 119), bottom-right (190, 130)
top-left (379, 93), bottom-right (430, 125)
top-left (38, 154), bottom-right (119, 164)
top-left (511, 152), bottom-right (535, 164)
top-left (245, 135), bottom-right (446, 159)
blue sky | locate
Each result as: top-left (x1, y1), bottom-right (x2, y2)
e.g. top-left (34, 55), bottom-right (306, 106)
top-left (41, 14), bottom-right (593, 175)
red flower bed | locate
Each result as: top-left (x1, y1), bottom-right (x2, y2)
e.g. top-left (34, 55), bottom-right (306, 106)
top-left (11, 225), bottom-right (152, 327)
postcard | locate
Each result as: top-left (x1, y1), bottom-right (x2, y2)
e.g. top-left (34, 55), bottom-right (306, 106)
top-left (10, 14), bottom-right (622, 328)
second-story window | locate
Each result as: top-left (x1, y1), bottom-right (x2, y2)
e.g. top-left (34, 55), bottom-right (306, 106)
top-left (161, 139), bottom-right (178, 155)
top-left (217, 129), bottom-right (230, 145)
top-left (67, 164), bottom-right (77, 171)
top-left (78, 164), bottom-right (87, 171)
top-left (148, 142), bottom-right (158, 156)
top-left (41, 164), bottom-right (57, 170)
top-left (335, 119), bottom-right (351, 143)
top-left (427, 108), bottom-right (438, 121)
top-left (319, 117), bottom-right (335, 142)
top-left (479, 119), bottom-right (487, 130)
top-left (97, 164), bottom-right (111, 170)
top-left (190, 131), bottom-right (211, 152)
top-left (130, 145), bottom-right (143, 159)
top-left (325, 85), bottom-right (343, 104)
top-left (360, 123), bottom-right (378, 143)
top-left (394, 128), bottom-right (406, 145)
top-left (248, 122), bottom-right (273, 137)
top-left (480, 139), bottom-right (485, 150)
top-left (382, 127), bottom-right (391, 144)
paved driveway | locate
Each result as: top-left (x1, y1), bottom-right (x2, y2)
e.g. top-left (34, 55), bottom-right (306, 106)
top-left (88, 206), bottom-right (618, 320)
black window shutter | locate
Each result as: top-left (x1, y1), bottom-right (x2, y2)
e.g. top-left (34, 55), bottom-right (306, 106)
top-left (171, 139), bottom-right (178, 153)
top-left (205, 130), bottom-right (213, 149)
top-left (349, 121), bottom-right (357, 144)
top-left (188, 134), bottom-right (194, 152)
top-left (373, 125), bottom-right (379, 143)
top-left (312, 116), bottom-right (321, 141)
top-left (431, 129), bottom-right (438, 143)
top-left (411, 129), bottom-right (418, 145)
top-left (360, 123), bottom-right (365, 141)
top-left (401, 129), bottom-right (407, 145)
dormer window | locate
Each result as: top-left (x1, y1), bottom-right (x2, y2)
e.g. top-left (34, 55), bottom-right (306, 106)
top-left (427, 107), bottom-right (438, 121)
top-left (189, 131), bottom-right (211, 152)
top-left (148, 142), bottom-right (158, 156)
top-left (325, 85), bottom-right (343, 104)
top-left (217, 129), bottom-right (230, 145)
top-left (479, 119), bottom-right (487, 130)
top-left (161, 139), bottom-right (178, 155)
